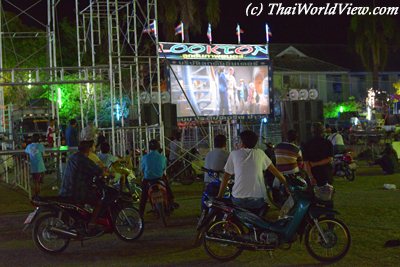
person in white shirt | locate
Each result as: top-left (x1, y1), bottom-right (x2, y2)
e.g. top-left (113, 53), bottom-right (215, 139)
top-left (327, 127), bottom-right (345, 155)
top-left (217, 130), bottom-right (287, 211)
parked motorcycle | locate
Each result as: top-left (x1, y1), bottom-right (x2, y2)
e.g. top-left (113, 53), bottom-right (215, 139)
top-left (333, 151), bottom-right (356, 181)
top-left (195, 167), bottom-right (230, 240)
top-left (168, 148), bottom-right (204, 185)
top-left (199, 176), bottom-right (351, 263)
top-left (23, 177), bottom-right (144, 254)
top-left (148, 179), bottom-right (171, 227)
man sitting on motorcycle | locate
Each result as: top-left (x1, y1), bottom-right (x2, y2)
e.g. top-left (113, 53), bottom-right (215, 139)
top-left (204, 134), bottom-right (229, 186)
top-left (59, 140), bottom-right (104, 232)
top-left (139, 139), bottom-right (178, 217)
top-left (217, 130), bottom-right (287, 212)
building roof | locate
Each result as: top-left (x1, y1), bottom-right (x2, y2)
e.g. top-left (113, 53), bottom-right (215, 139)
top-left (271, 45), bottom-right (349, 73)
top-left (269, 44), bottom-right (400, 73)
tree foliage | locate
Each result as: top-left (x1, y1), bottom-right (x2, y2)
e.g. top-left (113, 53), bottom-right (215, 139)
top-left (350, 15), bottom-right (400, 91)
top-left (158, 0), bottom-right (220, 41)
top-left (324, 97), bottom-right (362, 118)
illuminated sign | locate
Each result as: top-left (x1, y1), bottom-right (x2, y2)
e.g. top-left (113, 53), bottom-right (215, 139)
top-left (159, 42), bottom-right (269, 61)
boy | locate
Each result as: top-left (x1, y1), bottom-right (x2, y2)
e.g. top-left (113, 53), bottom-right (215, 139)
top-left (25, 134), bottom-right (46, 197)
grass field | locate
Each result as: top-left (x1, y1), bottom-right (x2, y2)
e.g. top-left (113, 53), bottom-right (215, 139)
top-left (0, 162), bottom-right (400, 266)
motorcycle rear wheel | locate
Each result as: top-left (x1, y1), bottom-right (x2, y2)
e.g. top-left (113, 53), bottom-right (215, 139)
top-left (179, 167), bottom-right (195, 185)
top-left (155, 202), bottom-right (168, 227)
top-left (305, 218), bottom-right (351, 263)
top-left (32, 213), bottom-right (70, 254)
top-left (114, 207), bottom-right (144, 242)
top-left (345, 170), bottom-right (355, 181)
top-left (203, 220), bottom-right (243, 262)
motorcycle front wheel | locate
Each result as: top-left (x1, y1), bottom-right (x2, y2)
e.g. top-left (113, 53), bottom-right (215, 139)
top-left (32, 213), bottom-right (70, 254)
top-left (305, 218), bottom-right (351, 263)
top-left (114, 207), bottom-right (144, 242)
top-left (203, 220), bottom-right (243, 262)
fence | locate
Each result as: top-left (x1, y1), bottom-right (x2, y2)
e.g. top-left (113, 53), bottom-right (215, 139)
top-left (0, 147), bottom-right (77, 199)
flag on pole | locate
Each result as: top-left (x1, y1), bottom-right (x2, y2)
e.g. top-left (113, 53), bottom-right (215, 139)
top-left (143, 20), bottom-right (157, 38)
top-left (265, 23), bottom-right (272, 43)
top-left (175, 21), bottom-right (184, 42)
top-left (207, 23), bottom-right (212, 44)
top-left (236, 24), bottom-right (244, 44)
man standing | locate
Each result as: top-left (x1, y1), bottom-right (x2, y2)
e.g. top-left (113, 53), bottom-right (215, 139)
top-left (217, 130), bottom-right (287, 211)
top-left (328, 127), bottom-right (345, 155)
top-left (81, 121), bottom-right (98, 143)
top-left (46, 119), bottom-right (55, 147)
top-left (302, 122), bottom-right (334, 186)
top-left (65, 119), bottom-right (79, 147)
top-left (226, 67), bottom-right (237, 114)
top-left (204, 134), bottom-right (229, 185)
top-left (218, 67), bottom-right (229, 115)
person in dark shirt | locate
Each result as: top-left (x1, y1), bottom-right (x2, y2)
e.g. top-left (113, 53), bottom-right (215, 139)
top-left (372, 143), bottom-right (399, 174)
top-left (218, 67), bottom-right (229, 115)
top-left (59, 140), bottom-right (103, 229)
top-left (302, 122), bottom-right (334, 186)
top-left (65, 119), bottom-right (79, 147)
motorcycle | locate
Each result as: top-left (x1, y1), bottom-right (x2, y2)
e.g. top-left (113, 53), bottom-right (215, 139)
top-left (199, 176), bottom-right (351, 263)
top-left (23, 177), bottom-right (144, 254)
top-left (168, 148), bottom-right (204, 185)
top-left (333, 151), bottom-right (356, 181)
top-left (194, 167), bottom-right (239, 246)
top-left (147, 178), bottom-right (171, 227)
top-left (195, 167), bottom-right (230, 240)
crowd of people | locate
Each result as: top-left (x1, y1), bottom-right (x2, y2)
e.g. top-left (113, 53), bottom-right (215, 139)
top-left (24, 118), bottom-right (399, 232)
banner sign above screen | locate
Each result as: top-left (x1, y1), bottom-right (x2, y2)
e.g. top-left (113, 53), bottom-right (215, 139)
top-left (159, 42), bottom-right (269, 61)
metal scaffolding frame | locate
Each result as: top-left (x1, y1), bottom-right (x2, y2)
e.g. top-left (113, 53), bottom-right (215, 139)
top-left (75, 0), bottom-right (164, 155)
top-left (0, 0), bottom-right (109, 144)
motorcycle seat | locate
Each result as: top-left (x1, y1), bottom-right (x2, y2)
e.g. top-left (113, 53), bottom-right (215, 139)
top-left (32, 196), bottom-right (78, 205)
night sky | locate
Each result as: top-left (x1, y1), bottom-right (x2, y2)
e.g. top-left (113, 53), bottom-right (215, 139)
top-left (3, 0), bottom-right (400, 45)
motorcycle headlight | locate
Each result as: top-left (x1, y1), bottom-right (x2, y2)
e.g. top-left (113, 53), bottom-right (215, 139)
top-left (205, 200), bottom-right (213, 208)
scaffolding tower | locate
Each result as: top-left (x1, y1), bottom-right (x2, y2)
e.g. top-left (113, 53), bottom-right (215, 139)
top-left (0, 0), bottom-right (108, 146)
top-left (75, 0), bottom-right (164, 155)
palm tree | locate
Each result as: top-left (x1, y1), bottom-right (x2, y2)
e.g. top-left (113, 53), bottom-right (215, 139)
top-left (158, 0), bottom-right (220, 42)
top-left (350, 15), bottom-right (399, 91)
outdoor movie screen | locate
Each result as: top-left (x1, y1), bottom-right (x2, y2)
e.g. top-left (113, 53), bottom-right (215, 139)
top-left (169, 64), bottom-right (271, 118)
top-left (160, 42), bottom-right (271, 118)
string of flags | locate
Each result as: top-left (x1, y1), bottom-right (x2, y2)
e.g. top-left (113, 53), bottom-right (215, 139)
top-left (142, 20), bottom-right (272, 44)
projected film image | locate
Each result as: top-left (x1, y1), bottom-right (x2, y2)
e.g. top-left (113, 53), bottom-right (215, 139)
top-left (169, 65), bottom-right (270, 117)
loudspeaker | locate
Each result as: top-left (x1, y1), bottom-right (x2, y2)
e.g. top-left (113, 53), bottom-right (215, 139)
top-left (142, 104), bottom-right (177, 138)
top-left (282, 100), bottom-right (323, 143)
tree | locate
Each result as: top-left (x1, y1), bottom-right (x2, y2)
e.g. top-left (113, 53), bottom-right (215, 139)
top-left (158, 0), bottom-right (220, 42)
top-left (350, 15), bottom-right (399, 92)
